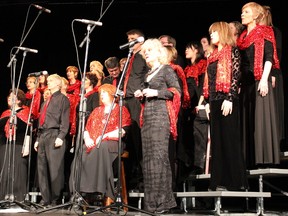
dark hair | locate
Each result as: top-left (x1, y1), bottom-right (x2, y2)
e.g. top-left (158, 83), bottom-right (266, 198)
top-left (159, 35), bottom-right (177, 47)
top-left (185, 41), bottom-right (205, 64)
top-left (104, 56), bottom-right (120, 69)
top-left (126, 29), bottom-right (145, 38)
top-left (200, 35), bottom-right (210, 43)
top-left (85, 72), bottom-right (98, 88)
top-left (9, 89), bottom-right (26, 106)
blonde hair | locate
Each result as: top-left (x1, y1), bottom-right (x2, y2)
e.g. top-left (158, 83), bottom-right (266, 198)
top-left (261, 5), bottom-right (273, 26)
top-left (165, 46), bottom-right (178, 63)
top-left (242, 2), bottom-right (265, 24)
top-left (140, 38), bottom-right (169, 66)
top-left (209, 21), bottom-right (235, 47)
top-left (90, 60), bottom-right (105, 80)
top-left (26, 76), bottom-right (39, 88)
top-left (61, 77), bottom-right (69, 92)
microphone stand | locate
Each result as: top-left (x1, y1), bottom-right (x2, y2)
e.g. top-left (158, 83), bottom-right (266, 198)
top-left (35, 23), bottom-right (93, 215)
top-left (7, 6), bottom-right (42, 68)
top-left (21, 77), bottom-right (45, 210)
top-left (0, 52), bottom-right (31, 211)
top-left (85, 48), bottom-right (156, 216)
top-left (78, 0), bottom-right (114, 48)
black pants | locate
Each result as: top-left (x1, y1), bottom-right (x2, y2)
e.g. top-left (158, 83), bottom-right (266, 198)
top-left (37, 129), bottom-right (66, 204)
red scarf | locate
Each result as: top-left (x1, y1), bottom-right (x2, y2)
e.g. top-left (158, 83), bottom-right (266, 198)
top-left (203, 45), bottom-right (232, 98)
top-left (169, 63), bottom-right (191, 109)
top-left (166, 87), bottom-right (181, 140)
top-left (1, 106), bottom-right (30, 138)
top-left (123, 53), bottom-right (135, 96)
top-left (85, 104), bottom-right (131, 153)
top-left (67, 79), bottom-right (81, 95)
top-left (237, 24), bottom-right (280, 80)
top-left (139, 87), bottom-right (181, 141)
top-left (85, 87), bottom-right (98, 98)
top-left (184, 59), bottom-right (207, 86)
top-left (25, 89), bottom-right (42, 119)
top-left (38, 86), bottom-right (47, 94)
top-left (66, 93), bottom-right (78, 136)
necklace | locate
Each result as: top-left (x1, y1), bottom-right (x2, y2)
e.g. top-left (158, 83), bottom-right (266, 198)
top-left (147, 65), bottom-right (161, 75)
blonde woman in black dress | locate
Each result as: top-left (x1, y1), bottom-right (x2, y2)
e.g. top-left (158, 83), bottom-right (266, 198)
top-left (134, 38), bottom-right (181, 214)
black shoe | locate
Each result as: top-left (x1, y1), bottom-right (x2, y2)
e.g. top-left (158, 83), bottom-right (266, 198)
top-left (39, 199), bottom-right (50, 207)
top-left (129, 188), bottom-right (140, 193)
top-left (216, 186), bottom-right (227, 191)
top-left (50, 200), bottom-right (59, 207)
top-left (191, 166), bottom-right (204, 175)
top-left (154, 209), bottom-right (169, 214)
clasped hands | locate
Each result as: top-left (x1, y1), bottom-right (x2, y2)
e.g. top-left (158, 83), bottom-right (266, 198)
top-left (134, 88), bottom-right (158, 98)
top-left (84, 129), bottom-right (124, 148)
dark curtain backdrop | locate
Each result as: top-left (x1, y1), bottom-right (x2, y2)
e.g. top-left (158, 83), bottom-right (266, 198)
top-left (0, 0), bottom-right (287, 145)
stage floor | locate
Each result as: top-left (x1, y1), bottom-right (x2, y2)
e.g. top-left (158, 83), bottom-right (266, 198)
top-left (0, 203), bottom-right (286, 216)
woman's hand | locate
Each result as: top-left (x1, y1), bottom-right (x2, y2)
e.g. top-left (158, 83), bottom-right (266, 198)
top-left (84, 131), bottom-right (94, 148)
top-left (34, 141), bottom-right (39, 152)
top-left (221, 100), bottom-right (232, 116)
top-left (205, 103), bottom-right (210, 120)
top-left (258, 79), bottom-right (269, 97)
top-left (272, 76), bottom-right (276, 88)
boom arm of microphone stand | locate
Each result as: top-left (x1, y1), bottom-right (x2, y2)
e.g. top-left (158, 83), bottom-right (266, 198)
top-left (79, 25), bottom-right (96, 48)
top-left (7, 8), bottom-right (42, 68)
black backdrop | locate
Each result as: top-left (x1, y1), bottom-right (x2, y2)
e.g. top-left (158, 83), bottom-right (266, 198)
top-left (0, 0), bottom-right (287, 144)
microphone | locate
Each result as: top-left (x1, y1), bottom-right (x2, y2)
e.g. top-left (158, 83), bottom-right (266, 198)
top-left (0, 38), bottom-right (4, 43)
top-left (119, 37), bottom-right (145, 50)
top-left (75, 19), bottom-right (103, 26)
top-left (32, 4), bottom-right (51, 14)
top-left (28, 71), bottom-right (48, 77)
top-left (17, 46), bottom-right (38, 53)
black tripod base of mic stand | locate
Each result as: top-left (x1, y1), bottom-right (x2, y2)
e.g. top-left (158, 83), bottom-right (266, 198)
top-left (34, 191), bottom-right (88, 214)
top-left (85, 193), bottom-right (157, 216)
top-left (22, 193), bottom-right (46, 211)
top-left (0, 196), bottom-right (33, 211)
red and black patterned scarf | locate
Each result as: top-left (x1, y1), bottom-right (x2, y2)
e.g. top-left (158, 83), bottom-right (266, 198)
top-left (85, 104), bottom-right (131, 153)
top-left (203, 45), bottom-right (232, 98)
top-left (237, 24), bottom-right (280, 80)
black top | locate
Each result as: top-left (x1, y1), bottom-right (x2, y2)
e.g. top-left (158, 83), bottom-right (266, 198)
top-left (38, 90), bottom-right (70, 140)
top-left (239, 40), bottom-right (274, 85)
top-left (102, 74), bottom-right (123, 90)
top-left (125, 51), bottom-right (149, 98)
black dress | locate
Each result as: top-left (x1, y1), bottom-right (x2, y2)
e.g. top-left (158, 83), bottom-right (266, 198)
top-left (239, 40), bottom-right (280, 168)
top-left (0, 107), bottom-right (29, 201)
top-left (207, 47), bottom-right (248, 191)
top-left (141, 64), bottom-right (180, 213)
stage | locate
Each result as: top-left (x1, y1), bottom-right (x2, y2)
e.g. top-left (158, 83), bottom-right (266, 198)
top-left (0, 204), bottom-right (285, 216)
